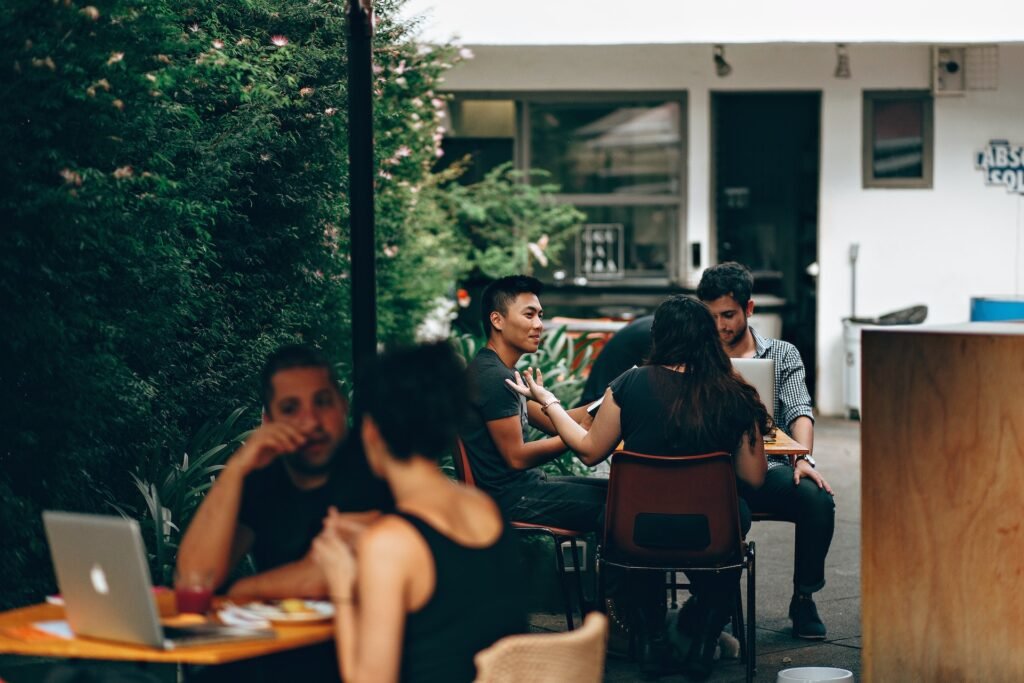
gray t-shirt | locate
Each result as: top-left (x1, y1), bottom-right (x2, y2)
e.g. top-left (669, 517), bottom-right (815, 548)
top-left (462, 348), bottom-right (542, 500)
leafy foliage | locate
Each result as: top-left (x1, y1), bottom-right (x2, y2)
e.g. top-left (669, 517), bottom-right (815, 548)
top-left (430, 162), bottom-right (586, 280)
top-left (109, 409), bottom-right (253, 586)
top-left (0, 0), bottom-right (466, 606)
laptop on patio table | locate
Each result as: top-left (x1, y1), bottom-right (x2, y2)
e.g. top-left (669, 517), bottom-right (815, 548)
top-left (42, 511), bottom-right (275, 650)
top-left (730, 357), bottom-right (775, 414)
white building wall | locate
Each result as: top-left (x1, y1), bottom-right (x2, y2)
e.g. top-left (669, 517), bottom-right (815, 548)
top-left (442, 43), bottom-right (1024, 415)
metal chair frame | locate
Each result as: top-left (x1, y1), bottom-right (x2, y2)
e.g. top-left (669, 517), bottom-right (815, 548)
top-left (596, 450), bottom-right (757, 682)
top-left (452, 439), bottom-right (589, 630)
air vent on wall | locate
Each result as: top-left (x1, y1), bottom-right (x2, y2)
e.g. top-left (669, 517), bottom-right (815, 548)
top-left (933, 45), bottom-right (999, 96)
top-left (933, 46), bottom-right (966, 95)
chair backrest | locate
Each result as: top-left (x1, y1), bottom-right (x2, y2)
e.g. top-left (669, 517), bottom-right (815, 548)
top-left (603, 450), bottom-right (743, 566)
top-left (452, 437), bottom-right (477, 487)
top-left (473, 611), bottom-right (608, 683)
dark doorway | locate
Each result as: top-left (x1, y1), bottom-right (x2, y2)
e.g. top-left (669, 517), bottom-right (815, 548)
top-left (712, 92), bottom-right (820, 400)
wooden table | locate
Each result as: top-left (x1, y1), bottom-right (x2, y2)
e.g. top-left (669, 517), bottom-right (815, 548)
top-left (0, 594), bottom-right (333, 666)
top-left (609, 430), bottom-right (808, 461)
top-left (763, 429), bottom-right (809, 456)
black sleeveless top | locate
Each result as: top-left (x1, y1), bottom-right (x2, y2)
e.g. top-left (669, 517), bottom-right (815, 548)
top-left (397, 511), bottom-right (527, 683)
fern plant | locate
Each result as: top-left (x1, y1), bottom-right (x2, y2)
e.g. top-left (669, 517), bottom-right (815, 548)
top-left (109, 408), bottom-right (253, 585)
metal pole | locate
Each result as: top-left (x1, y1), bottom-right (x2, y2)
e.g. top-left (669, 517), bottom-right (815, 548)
top-left (347, 0), bottom-right (376, 379)
top-left (849, 243), bottom-right (859, 318)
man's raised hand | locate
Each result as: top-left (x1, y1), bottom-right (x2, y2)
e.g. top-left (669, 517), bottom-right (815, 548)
top-left (231, 423), bottom-right (308, 475)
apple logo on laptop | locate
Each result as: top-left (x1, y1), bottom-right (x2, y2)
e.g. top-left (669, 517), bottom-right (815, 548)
top-left (90, 564), bottom-right (110, 595)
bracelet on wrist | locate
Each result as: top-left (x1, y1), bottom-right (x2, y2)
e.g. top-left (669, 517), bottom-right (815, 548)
top-left (541, 397), bottom-right (562, 412)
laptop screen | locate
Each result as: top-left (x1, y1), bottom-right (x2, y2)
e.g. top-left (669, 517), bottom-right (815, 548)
top-left (42, 511), bottom-right (167, 648)
top-left (730, 358), bottom-right (775, 414)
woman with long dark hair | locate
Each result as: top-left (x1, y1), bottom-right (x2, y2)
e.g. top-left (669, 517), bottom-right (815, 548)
top-left (314, 343), bottom-right (526, 683)
top-left (507, 295), bottom-right (770, 680)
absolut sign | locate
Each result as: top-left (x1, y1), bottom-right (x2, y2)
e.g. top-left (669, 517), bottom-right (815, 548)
top-left (976, 140), bottom-right (1024, 194)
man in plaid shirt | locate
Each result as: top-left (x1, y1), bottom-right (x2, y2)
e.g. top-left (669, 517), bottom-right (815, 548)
top-left (697, 262), bottom-right (835, 639)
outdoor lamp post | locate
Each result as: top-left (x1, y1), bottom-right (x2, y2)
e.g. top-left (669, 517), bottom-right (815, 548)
top-left (348, 0), bottom-right (376, 382)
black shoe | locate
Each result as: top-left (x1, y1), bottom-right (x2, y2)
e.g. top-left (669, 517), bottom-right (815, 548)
top-left (681, 605), bottom-right (727, 681)
top-left (637, 632), bottom-right (677, 680)
top-left (675, 595), bottom-right (701, 637)
top-left (604, 599), bottom-right (634, 658)
top-left (789, 594), bottom-right (827, 640)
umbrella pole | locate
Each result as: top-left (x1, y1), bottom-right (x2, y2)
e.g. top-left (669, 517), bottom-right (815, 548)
top-left (348, 0), bottom-right (376, 379)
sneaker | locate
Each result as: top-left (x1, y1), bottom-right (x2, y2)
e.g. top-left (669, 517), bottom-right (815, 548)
top-left (789, 594), bottom-right (827, 640)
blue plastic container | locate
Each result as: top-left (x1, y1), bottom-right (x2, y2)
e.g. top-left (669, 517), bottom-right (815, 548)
top-left (970, 296), bottom-right (1024, 321)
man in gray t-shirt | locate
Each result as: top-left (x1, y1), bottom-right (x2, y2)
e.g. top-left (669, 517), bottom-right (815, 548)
top-left (461, 275), bottom-right (606, 533)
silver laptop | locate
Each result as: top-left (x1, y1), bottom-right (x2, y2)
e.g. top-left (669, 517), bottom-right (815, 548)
top-left (42, 511), bottom-right (274, 649)
top-left (731, 357), bottom-right (775, 411)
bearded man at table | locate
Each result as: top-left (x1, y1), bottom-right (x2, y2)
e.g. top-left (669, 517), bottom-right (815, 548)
top-left (177, 343), bottom-right (393, 599)
top-left (698, 262), bottom-right (835, 640)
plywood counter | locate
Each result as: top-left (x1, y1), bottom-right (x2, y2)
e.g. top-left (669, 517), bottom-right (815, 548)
top-left (861, 321), bottom-right (1024, 682)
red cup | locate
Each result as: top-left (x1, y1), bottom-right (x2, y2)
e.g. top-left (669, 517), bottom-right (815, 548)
top-left (174, 569), bottom-right (214, 614)
top-left (175, 585), bottom-right (213, 614)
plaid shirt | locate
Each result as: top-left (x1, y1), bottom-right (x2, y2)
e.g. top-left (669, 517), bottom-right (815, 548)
top-left (751, 327), bottom-right (814, 469)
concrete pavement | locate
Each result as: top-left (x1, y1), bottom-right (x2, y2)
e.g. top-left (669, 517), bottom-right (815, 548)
top-left (531, 416), bottom-right (862, 682)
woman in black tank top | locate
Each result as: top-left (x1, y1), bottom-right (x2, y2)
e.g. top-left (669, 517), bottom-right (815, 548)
top-left (312, 343), bottom-right (526, 683)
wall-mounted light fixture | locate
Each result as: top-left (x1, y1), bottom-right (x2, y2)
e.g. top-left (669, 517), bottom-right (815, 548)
top-left (834, 43), bottom-right (851, 79)
top-left (713, 44), bottom-right (731, 78)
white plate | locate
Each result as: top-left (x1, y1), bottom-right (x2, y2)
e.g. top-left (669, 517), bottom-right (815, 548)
top-left (237, 600), bottom-right (335, 623)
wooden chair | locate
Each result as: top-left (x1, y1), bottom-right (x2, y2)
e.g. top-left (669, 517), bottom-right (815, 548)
top-left (473, 611), bottom-right (608, 683)
top-left (453, 438), bottom-right (589, 630)
top-left (597, 450), bottom-right (756, 682)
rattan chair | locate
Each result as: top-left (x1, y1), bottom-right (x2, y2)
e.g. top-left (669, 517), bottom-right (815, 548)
top-left (597, 450), bottom-right (756, 682)
top-left (473, 611), bottom-right (608, 683)
top-left (453, 438), bottom-right (589, 630)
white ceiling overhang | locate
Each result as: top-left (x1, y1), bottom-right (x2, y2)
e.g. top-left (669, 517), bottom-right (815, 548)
top-left (397, 0), bottom-right (1024, 45)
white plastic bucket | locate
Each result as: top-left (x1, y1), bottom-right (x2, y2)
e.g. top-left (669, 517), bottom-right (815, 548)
top-left (777, 667), bottom-right (854, 683)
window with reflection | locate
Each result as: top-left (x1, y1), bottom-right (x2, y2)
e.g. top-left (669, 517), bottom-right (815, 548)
top-left (440, 94), bottom-right (687, 282)
top-left (438, 99), bottom-right (516, 185)
top-left (863, 91), bottom-right (933, 188)
top-left (529, 102), bottom-right (682, 196)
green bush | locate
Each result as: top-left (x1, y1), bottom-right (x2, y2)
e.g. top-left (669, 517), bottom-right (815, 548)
top-left (0, 0), bottom-right (464, 607)
top-left (430, 162), bottom-right (586, 281)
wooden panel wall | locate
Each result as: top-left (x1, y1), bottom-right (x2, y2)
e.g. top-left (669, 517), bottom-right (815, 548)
top-left (862, 329), bottom-right (1024, 682)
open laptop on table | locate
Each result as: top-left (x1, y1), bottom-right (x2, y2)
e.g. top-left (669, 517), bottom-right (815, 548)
top-left (42, 511), bottom-right (275, 650)
top-left (730, 357), bottom-right (775, 414)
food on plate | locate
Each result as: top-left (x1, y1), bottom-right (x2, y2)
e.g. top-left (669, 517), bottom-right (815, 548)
top-left (279, 599), bottom-right (316, 615)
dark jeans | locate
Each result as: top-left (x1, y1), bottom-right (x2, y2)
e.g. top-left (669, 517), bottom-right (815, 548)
top-left (499, 474), bottom-right (608, 533)
top-left (741, 466), bottom-right (836, 594)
